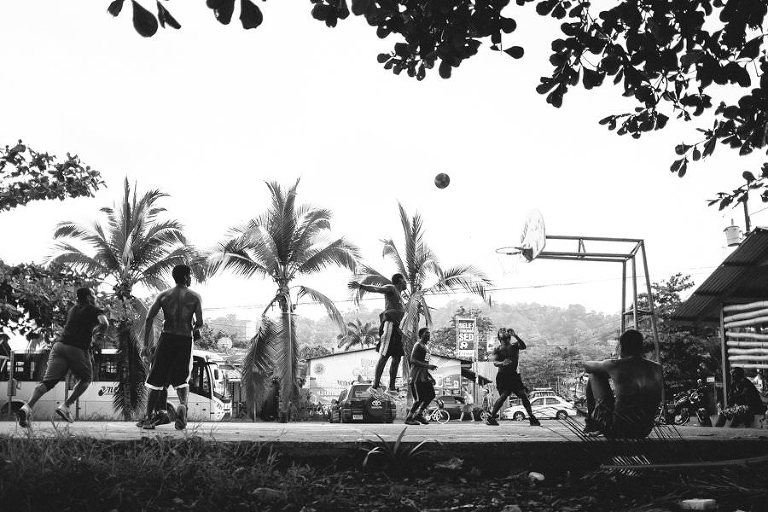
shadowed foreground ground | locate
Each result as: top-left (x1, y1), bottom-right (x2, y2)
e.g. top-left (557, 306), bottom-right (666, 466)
top-left (1, 420), bottom-right (767, 511)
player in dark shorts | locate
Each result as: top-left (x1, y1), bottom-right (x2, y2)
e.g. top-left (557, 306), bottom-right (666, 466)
top-left (486, 327), bottom-right (540, 426)
top-left (140, 265), bottom-right (203, 430)
top-left (16, 288), bottom-right (109, 428)
top-left (406, 327), bottom-right (438, 425)
top-left (349, 273), bottom-right (407, 394)
top-left (583, 329), bottom-right (663, 438)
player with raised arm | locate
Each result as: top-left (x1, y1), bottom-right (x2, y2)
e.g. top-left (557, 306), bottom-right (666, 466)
top-left (485, 327), bottom-right (540, 427)
top-left (348, 273), bottom-right (407, 395)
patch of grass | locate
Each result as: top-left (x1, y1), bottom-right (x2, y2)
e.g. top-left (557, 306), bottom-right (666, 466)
top-left (1, 431), bottom-right (766, 512)
top-left (359, 427), bottom-right (435, 474)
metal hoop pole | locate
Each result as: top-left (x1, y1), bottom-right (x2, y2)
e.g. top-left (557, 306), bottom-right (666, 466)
top-left (621, 260), bottom-right (627, 334)
top-left (640, 242), bottom-right (660, 363)
top-left (631, 255), bottom-right (639, 330)
top-left (640, 241), bottom-right (664, 408)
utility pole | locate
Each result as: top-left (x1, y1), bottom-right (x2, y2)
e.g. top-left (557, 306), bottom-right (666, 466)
top-left (744, 179), bottom-right (752, 234)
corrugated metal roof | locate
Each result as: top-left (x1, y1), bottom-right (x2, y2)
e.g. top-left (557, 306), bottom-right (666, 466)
top-left (672, 227), bottom-right (768, 325)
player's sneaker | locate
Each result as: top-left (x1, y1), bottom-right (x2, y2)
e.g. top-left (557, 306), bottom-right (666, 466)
top-left (175, 404), bottom-right (187, 430)
top-left (485, 416), bottom-right (499, 426)
top-left (404, 417), bottom-right (421, 426)
top-left (152, 410), bottom-right (171, 427)
top-left (529, 417), bottom-right (541, 427)
top-left (416, 414), bottom-right (430, 425)
top-left (55, 404), bottom-right (75, 423)
top-left (16, 403), bottom-right (32, 428)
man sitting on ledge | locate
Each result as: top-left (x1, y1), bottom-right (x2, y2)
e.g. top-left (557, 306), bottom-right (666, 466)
top-left (582, 329), bottom-right (663, 438)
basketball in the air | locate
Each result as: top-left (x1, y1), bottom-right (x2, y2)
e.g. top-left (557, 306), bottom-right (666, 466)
top-left (434, 173), bottom-right (450, 189)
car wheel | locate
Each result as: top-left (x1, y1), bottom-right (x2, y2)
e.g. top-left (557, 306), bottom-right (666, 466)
top-left (513, 411), bottom-right (526, 421)
top-left (555, 410), bottom-right (568, 420)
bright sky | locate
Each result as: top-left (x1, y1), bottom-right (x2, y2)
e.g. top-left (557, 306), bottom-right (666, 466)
top-left (1, 2), bottom-right (763, 326)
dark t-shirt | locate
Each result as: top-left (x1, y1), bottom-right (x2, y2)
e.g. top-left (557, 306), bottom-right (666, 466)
top-left (409, 342), bottom-right (432, 383)
top-left (59, 303), bottom-right (104, 350)
top-left (493, 344), bottom-right (520, 374)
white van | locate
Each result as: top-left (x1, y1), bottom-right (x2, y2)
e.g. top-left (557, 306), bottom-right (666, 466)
top-left (1, 348), bottom-right (231, 421)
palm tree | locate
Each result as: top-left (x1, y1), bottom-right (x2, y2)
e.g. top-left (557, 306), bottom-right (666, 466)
top-left (337, 319), bottom-right (379, 351)
top-left (209, 180), bottom-right (359, 421)
top-left (48, 178), bottom-right (203, 419)
top-left (351, 203), bottom-right (492, 387)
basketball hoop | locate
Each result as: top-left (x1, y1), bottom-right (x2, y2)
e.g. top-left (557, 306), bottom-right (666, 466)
top-left (495, 210), bottom-right (546, 264)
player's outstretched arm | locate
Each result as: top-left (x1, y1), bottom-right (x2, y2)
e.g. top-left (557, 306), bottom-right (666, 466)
top-left (349, 281), bottom-right (391, 294)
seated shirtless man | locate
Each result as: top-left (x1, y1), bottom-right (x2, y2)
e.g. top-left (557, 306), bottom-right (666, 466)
top-left (583, 329), bottom-right (663, 438)
top-left (141, 265), bottom-right (203, 430)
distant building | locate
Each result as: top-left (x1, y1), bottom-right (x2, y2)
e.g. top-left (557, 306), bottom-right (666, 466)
top-left (304, 348), bottom-right (488, 404)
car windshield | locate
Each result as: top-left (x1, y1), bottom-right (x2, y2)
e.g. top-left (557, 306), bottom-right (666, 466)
top-left (351, 386), bottom-right (372, 398)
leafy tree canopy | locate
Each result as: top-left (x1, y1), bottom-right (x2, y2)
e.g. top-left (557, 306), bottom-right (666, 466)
top-left (0, 260), bottom-right (100, 342)
top-left (106, 0), bottom-right (768, 206)
top-left (638, 272), bottom-right (721, 385)
top-left (1, 140), bottom-right (103, 212)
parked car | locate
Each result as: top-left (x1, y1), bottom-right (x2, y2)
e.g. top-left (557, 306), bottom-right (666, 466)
top-left (329, 383), bottom-right (396, 423)
top-left (502, 395), bottom-right (578, 421)
top-left (529, 388), bottom-right (557, 399)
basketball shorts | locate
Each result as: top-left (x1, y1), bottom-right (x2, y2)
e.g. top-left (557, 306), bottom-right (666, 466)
top-left (377, 310), bottom-right (405, 357)
top-left (42, 342), bottom-right (93, 383)
top-left (410, 380), bottom-right (436, 405)
top-left (145, 333), bottom-right (193, 390)
top-left (496, 371), bottom-right (527, 396)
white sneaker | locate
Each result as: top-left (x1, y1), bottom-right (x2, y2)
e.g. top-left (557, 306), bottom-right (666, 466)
top-left (16, 403), bottom-right (32, 428)
top-left (55, 404), bottom-right (75, 423)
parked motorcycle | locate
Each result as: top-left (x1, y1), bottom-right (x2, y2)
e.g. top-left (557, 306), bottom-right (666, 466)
top-left (672, 384), bottom-right (712, 426)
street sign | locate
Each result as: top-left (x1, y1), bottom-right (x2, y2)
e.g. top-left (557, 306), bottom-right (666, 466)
top-left (456, 317), bottom-right (476, 359)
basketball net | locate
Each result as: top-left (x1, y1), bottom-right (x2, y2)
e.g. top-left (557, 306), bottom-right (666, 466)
top-left (497, 251), bottom-right (522, 276)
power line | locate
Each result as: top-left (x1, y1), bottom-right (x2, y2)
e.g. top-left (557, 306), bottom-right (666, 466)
top-left (202, 266), bottom-right (719, 312)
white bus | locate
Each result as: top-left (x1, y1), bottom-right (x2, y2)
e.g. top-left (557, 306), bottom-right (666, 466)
top-left (1, 348), bottom-right (231, 421)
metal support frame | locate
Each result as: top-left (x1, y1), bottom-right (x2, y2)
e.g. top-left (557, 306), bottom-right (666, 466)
top-left (536, 235), bottom-right (664, 405)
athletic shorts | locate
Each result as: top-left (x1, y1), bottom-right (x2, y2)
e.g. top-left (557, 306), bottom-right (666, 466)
top-left (377, 310), bottom-right (405, 357)
top-left (496, 371), bottom-right (527, 396)
top-left (145, 333), bottom-right (193, 390)
top-left (410, 380), bottom-right (435, 405)
top-left (42, 342), bottom-right (93, 382)
top-left (589, 399), bottom-right (655, 439)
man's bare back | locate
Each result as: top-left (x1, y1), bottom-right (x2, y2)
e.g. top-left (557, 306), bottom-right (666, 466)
top-left (590, 356), bottom-right (663, 412)
top-left (157, 286), bottom-right (203, 337)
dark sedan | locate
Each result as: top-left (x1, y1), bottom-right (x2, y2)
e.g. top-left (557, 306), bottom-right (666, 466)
top-left (329, 383), bottom-right (397, 423)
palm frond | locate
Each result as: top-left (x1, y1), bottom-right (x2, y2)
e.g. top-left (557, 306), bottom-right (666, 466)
top-left (242, 317), bottom-right (280, 417)
top-left (380, 238), bottom-right (408, 278)
top-left (207, 247), bottom-right (273, 280)
top-left (350, 265), bottom-right (390, 306)
top-left (426, 264), bottom-right (493, 304)
top-left (296, 285), bottom-right (346, 334)
top-left (397, 203), bottom-right (421, 283)
top-left (295, 238), bottom-right (360, 276)
top-left (291, 207), bottom-right (332, 257)
top-left (47, 243), bottom-right (109, 277)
